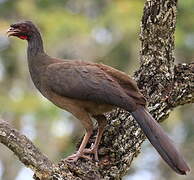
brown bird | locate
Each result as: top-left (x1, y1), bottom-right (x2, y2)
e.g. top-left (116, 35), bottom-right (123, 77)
top-left (7, 21), bottom-right (190, 175)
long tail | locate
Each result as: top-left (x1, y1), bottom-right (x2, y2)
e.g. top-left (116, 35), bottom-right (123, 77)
top-left (131, 106), bottom-right (190, 175)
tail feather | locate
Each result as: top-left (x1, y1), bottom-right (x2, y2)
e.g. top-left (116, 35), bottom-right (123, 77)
top-left (131, 106), bottom-right (190, 175)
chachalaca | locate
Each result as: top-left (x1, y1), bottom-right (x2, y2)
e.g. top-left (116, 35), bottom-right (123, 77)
top-left (7, 21), bottom-right (190, 175)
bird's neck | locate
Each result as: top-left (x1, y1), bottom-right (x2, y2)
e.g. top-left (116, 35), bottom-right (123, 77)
top-left (27, 32), bottom-right (50, 92)
top-left (27, 32), bottom-right (45, 58)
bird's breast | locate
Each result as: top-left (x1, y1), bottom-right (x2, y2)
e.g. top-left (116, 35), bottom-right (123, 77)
top-left (40, 85), bottom-right (114, 116)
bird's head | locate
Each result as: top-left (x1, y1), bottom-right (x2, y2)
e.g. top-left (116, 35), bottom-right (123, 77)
top-left (7, 21), bottom-right (37, 40)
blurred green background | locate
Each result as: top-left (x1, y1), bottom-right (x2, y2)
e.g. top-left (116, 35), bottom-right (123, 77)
top-left (0, 0), bottom-right (194, 180)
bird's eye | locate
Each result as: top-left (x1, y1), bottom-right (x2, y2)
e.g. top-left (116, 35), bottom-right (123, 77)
top-left (20, 25), bottom-right (27, 30)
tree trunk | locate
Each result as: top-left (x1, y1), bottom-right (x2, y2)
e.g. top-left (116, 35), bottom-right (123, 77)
top-left (1, 0), bottom-right (194, 179)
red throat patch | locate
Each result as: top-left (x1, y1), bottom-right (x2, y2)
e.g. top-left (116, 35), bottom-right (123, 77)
top-left (19, 35), bottom-right (28, 40)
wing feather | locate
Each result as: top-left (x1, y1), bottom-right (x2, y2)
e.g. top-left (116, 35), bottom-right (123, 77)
top-left (45, 62), bottom-right (140, 111)
top-left (97, 63), bottom-right (146, 105)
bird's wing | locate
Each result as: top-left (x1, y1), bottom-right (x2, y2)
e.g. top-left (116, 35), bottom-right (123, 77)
top-left (96, 63), bottom-right (146, 105)
top-left (45, 62), bottom-right (138, 111)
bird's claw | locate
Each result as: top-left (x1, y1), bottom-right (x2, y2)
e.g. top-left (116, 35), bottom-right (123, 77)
top-left (83, 148), bottom-right (99, 161)
top-left (65, 147), bottom-right (99, 162)
top-left (65, 152), bottom-right (92, 162)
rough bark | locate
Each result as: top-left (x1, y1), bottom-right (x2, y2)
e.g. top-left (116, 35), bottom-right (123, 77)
top-left (0, 0), bottom-right (193, 179)
top-left (0, 120), bottom-right (54, 179)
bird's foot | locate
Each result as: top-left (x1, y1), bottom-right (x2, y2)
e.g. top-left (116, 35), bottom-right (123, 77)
top-left (83, 147), bottom-right (99, 161)
top-left (65, 152), bottom-right (92, 162)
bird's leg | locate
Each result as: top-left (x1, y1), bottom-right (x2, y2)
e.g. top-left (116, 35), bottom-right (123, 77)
top-left (66, 130), bottom-right (93, 162)
top-left (83, 115), bottom-right (107, 161)
top-left (65, 111), bottom-right (93, 162)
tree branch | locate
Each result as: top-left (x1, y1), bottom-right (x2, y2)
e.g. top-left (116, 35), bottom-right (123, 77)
top-left (135, 0), bottom-right (177, 94)
top-left (169, 63), bottom-right (194, 107)
top-left (134, 0), bottom-right (178, 123)
top-left (0, 119), bottom-right (54, 179)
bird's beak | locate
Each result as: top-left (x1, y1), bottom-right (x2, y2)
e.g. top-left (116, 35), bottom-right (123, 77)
top-left (7, 27), bottom-right (20, 37)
